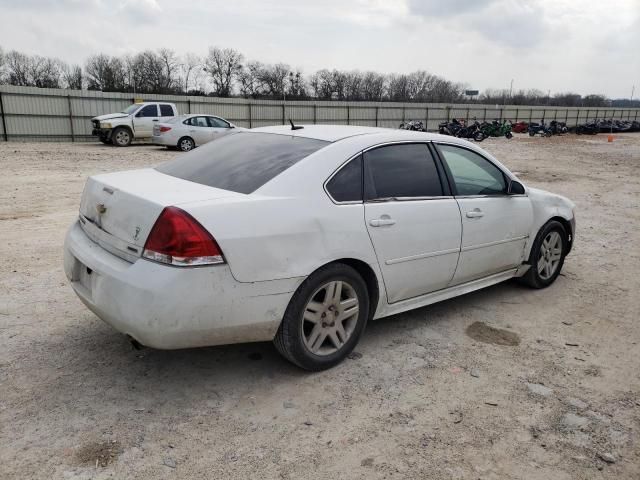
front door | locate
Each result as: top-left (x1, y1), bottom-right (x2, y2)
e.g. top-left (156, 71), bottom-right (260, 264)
top-left (133, 104), bottom-right (160, 137)
top-left (436, 144), bottom-right (533, 285)
top-left (208, 116), bottom-right (234, 141)
top-left (363, 143), bottom-right (462, 304)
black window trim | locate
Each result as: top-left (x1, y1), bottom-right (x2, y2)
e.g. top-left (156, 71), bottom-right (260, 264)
top-left (323, 141), bottom-right (453, 205)
top-left (432, 141), bottom-right (527, 198)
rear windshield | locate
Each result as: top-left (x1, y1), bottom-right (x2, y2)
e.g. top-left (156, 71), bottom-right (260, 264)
top-left (156, 132), bottom-right (329, 194)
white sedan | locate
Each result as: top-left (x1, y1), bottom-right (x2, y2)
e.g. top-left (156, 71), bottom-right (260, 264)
top-left (152, 114), bottom-right (242, 151)
top-left (64, 125), bottom-right (575, 370)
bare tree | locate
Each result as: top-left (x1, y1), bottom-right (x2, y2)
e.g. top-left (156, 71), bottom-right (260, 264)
top-left (62, 64), bottom-right (83, 90)
top-left (0, 46), bottom-right (6, 83)
top-left (178, 53), bottom-right (202, 93)
top-left (361, 71), bottom-right (386, 101)
top-left (6, 50), bottom-right (32, 86)
top-left (157, 48), bottom-right (178, 92)
top-left (204, 47), bottom-right (243, 97)
top-left (237, 61), bottom-right (264, 98)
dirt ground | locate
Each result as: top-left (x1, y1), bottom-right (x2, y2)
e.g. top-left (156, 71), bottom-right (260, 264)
top-left (0, 133), bottom-right (639, 479)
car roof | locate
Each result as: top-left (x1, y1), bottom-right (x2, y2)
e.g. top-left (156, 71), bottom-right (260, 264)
top-left (250, 124), bottom-right (462, 144)
top-left (179, 113), bottom-right (219, 118)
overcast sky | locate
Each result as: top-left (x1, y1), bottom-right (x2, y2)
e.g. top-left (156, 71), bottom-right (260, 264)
top-left (0, 0), bottom-right (638, 97)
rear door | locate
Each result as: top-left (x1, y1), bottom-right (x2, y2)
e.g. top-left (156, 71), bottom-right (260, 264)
top-left (363, 143), bottom-right (462, 303)
top-left (159, 104), bottom-right (176, 119)
top-left (133, 104), bottom-right (160, 137)
top-left (436, 143), bottom-right (533, 284)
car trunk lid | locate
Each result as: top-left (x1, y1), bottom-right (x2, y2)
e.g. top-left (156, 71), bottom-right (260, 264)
top-left (78, 168), bottom-right (241, 262)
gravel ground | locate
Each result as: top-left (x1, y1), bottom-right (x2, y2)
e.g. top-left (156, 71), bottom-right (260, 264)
top-left (0, 134), bottom-right (639, 479)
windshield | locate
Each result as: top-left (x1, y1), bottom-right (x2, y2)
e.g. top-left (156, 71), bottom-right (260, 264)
top-left (156, 132), bottom-right (329, 194)
top-left (122, 104), bottom-right (143, 115)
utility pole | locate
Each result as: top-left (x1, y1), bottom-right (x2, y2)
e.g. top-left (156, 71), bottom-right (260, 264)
top-left (509, 79), bottom-right (513, 99)
top-left (631, 85), bottom-right (635, 102)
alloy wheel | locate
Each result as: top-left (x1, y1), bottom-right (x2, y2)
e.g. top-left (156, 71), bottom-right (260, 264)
top-left (537, 231), bottom-right (563, 280)
top-left (115, 130), bottom-right (130, 146)
top-left (180, 138), bottom-right (194, 151)
top-left (302, 280), bottom-right (359, 356)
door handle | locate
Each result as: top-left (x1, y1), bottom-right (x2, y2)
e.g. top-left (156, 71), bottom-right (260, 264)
top-left (466, 209), bottom-right (484, 218)
top-left (152, 119), bottom-right (159, 122)
top-left (370, 216), bottom-right (396, 227)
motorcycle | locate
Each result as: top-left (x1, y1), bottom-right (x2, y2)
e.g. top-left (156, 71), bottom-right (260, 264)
top-left (549, 120), bottom-right (568, 135)
top-left (512, 121), bottom-right (529, 133)
top-left (399, 120), bottom-right (426, 132)
top-left (438, 118), bottom-right (464, 136)
top-left (438, 118), bottom-right (484, 141)
top-left (575, 120), bottom-right (598, 135)
top-left (480, 119), bottom-right (513, 139)
top-left (528, 120), bottom-right (552, 137)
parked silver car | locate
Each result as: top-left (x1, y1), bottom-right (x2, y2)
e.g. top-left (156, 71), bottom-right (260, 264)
top-left (152, 114), bottom-right (242, 151)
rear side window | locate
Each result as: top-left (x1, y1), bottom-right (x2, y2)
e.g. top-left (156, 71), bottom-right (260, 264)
top-left (157, 132), bottom-right (329, 194)
top-left (364, 144), bottom-right (443, 200)
top-left (159, 104), bottom-right (174, 116)
top-left (326, 155), bottom-right (362, 202)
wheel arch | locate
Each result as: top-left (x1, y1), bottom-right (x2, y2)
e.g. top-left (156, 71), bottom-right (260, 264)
top-left (309, 258), bottom-right (381, 321)
top-left (113, 125), bottom-right (133, 136)
top-left (548, 215), bottom-right (574, 254)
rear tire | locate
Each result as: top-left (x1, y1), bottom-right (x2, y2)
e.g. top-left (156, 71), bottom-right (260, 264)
top-left (474, 131), bottom-right (485, 142)
top-left (178, 136), bottom-right (195, 152)
top-left (273, 263), bottom-right (369, 371)
top-left (111, 127), bottom-right (132, 147)
top-left (529, 131), bottom-right (535, 137)
top-left (519, 220), bottom-right (567, 289)
top-left (505, 131), bottom-right (513, 139)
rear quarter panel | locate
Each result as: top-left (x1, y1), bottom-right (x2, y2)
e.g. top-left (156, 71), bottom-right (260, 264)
top-left (182, 194), bottom-right (378, 283)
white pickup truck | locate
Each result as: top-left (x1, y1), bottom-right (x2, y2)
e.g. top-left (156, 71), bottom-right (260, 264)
top-left (91, 102), bottom-right (178, 146)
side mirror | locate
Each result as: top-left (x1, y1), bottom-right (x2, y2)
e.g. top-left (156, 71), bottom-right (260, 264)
top-left (508, 180), bottom-right (526, 195)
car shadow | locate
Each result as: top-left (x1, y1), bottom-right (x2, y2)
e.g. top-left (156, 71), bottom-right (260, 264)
top-left (28, 279), bottom-right (538, 413)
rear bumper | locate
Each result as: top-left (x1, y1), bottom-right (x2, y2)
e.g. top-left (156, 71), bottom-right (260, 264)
top-left (63, 221), bottom-right (298, 349)
top-left (151, 134), bottom-right (175, 146)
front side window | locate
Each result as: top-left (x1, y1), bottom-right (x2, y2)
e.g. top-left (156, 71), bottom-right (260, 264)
top-left (159, 104), bottom-right (174, 116)
top-left (208, 117), bottom-right (230, 128)
top-left (137, 104), bottom-right (158, 117)
top-left (326, 155), bottom-right (362, 202)
top-left (122, 104), bottom-right (142, 114)
top-left (364, 143), bottom-right (443, 200)
top-left (157, 132), bottom-right (329, 194)
top-left (438, 145), bottom-right (506, 196)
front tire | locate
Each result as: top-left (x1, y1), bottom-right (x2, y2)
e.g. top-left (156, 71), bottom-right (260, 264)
top-left (111, 127), bottom-right (132, 147)
top-left (273, 263), bottom-right (370, 371)
top-left (520, 220), bottom-right (567, 289)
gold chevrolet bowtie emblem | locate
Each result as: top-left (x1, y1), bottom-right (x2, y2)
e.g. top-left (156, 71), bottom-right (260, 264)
top-left (96, 203), bottom-right (107, 214)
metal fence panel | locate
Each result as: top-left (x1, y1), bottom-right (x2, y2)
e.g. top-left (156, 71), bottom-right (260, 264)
top-left (0, 85), bottom-right (638, 142)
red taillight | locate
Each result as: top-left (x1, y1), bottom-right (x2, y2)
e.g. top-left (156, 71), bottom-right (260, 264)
top-left (159, 126), bottom-right (172, 133)
top-left (142, 207), bottom-right (224, 266)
